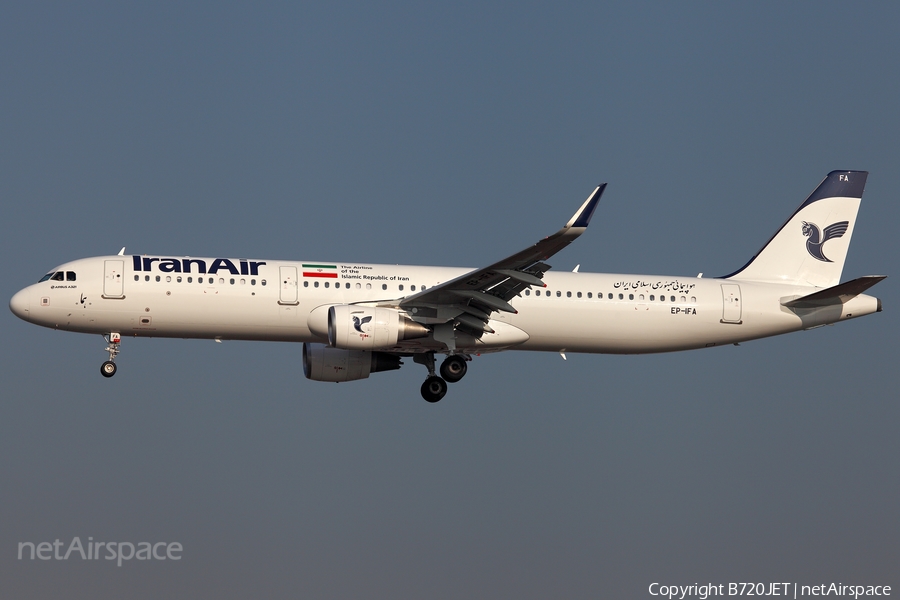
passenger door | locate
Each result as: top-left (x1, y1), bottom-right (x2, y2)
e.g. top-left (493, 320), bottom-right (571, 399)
top-left (103, 260), bottom-right (125, 298)
top-left (720, 284), bottom-right (742, 324)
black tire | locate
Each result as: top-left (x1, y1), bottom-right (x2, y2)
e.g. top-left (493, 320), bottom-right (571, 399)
top-left (100, 361), bottom-right (117, 378)
top-left (439, 355), bottom-right (467, 383)
top-left (421, 376), bottom-right (448, 403)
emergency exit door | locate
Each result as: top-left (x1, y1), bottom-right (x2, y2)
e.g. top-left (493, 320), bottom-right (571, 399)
top-left (279, 266), bottom-right (299, 305)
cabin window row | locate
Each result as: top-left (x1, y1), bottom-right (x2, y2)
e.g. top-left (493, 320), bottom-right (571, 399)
top-left (134, 275), bottom-right (267, 286)
top-left (132, 275), bottom-right (430, 294)
top-left (524, 289), bottom-right (696, 303)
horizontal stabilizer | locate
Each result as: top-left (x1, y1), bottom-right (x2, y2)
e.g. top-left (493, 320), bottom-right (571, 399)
top-left (781, 275), bottom-right (886, 309)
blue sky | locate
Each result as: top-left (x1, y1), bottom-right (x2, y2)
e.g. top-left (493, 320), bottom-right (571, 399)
top-left (2, 3), bottom-right (898, 598)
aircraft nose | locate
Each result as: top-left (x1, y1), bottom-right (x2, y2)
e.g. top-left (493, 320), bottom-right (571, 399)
top-left (9, 287), bottom-right (32, 320)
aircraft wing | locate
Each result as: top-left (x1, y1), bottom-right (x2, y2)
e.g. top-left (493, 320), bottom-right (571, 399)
top-left (397, 184), bottom-right (606, 330)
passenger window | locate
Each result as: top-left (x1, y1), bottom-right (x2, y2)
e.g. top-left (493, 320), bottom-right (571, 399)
top-left (134, 275), bottom-right (139, 281)
top-left (411, 285), bottom-right (416, 292)
top-left (314, 281), bottom-right (319, 288)
top-left (618, 293), bottom-right (623, 300)
top-left (691, 296), bottom-right (697, 303)
top-left (230, 278), bottom-right (235, 285)
top-left (639, 294), bottom-right (644, 300)
top-left (324, 282), bottom-right (329, 288)
top-left (156, 275), bottom-right (161, 282)
top-left (670, 296), bottom-right (675, 302)
top-left (166, 276), bottom-right (172, 283)
top-left (587, 292), bottom-right (592, 298)
top-left (566, 291), bottom-right (571, 298)
top-left (421, 285), bottom-right (426, 291)
top-left (251, 279), bottom-right (256, 285)
top-left (356, 283), bottom-right (361, 289)
top-left (608, 293), bottom-right (613, 299)
top-left (399, 285), bottom-right (404, 291)
top-left (680, 296), bottom-right (686, 302)
top-left (145, 275), bottom-right (150, 282)
top-left (556, 291), bottom-right (561, 297)
top-left (240, 279), bottom-right (246, 285)
top-left (66, 272), bottom-right (76, 281)
top-left (525, 289), bottom-right (530, 296)
top-left (629, 294), bottom-right (634, 300)
top-left (650, 295), bottom-right (655, 301)
top-left (345, 283), bottom-right (350, 289)
top-left (382, 284), bottom-right (387, 290)
top-left (366, 283), bottom-right (371, 290)
top-left (577, 292), bottom-right (582, 298)
top-left (261, 280), bottom-right (266, 286)
top-left (188, 277), bottom-right (193, 283)
top-left (177, 276), bottom-right (182, 283)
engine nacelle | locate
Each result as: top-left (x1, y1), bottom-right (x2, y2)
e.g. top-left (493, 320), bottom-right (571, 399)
top-left (302, 343), bottom-right (402, 382)
top-left (328, 305), bottom-right (429, 350)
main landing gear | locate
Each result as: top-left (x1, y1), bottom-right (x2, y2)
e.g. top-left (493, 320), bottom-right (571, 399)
top-left (415, 352), bottom-right (469, 403)
top-left (100, 333), bottom-right (121, 378)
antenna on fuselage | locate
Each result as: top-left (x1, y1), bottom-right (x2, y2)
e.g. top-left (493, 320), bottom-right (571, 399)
top-left (117, 247), bottom-right (125, 256)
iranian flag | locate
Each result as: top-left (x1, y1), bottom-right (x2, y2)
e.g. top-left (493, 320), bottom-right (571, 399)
top-left (302, 264), bottom-right (338, 278)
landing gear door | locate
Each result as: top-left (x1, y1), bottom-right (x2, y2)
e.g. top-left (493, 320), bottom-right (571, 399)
top-left (720, 283), bottom-right (742, 324)
top-left (279, 266), bottom-right (299, 305)
top-left (103, 260), bottom-right (125, 299)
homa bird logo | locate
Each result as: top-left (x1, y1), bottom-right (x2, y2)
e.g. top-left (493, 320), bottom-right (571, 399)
top-left (801, 220), bottom-right (849, 262)
top-left (352, 315), bottom-right (372, 338)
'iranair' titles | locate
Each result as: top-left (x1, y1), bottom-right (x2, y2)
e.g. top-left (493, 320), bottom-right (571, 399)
top-left (132, 256), bottom-right (266, 276)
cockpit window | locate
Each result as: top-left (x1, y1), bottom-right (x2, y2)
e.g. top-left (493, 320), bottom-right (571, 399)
top-left (50, 272), bottom-right (65, 281)
top-left (66, 272), bottom-right (76, 281)
top-left (38, 273), bottom-right (54, 282)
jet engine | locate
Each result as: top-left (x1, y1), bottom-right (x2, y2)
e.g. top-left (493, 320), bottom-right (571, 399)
top-left (328, 305), bottom-right (429, 350)
top-left (302, 343), bottom-right (402, 382)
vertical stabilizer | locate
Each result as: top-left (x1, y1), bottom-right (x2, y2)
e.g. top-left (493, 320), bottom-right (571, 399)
top-left (724, 170), bottom-right (867, 288)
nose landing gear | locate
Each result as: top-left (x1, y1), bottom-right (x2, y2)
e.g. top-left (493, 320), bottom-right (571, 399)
top-left (414, 352), bottom-right (470, 402)
top-left (100, 333), bottom-right (121, 378)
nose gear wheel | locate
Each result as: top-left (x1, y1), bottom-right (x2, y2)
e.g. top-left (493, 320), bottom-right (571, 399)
top-left (101, 333), bottom-right (121, 378)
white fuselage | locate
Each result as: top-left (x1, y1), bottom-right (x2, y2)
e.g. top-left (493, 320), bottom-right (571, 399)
top-left (9, 255), bottom-right (880, 355)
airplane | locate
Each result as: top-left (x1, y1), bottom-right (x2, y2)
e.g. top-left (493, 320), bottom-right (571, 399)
top-left (9, 170), bottom-right (885, 403)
